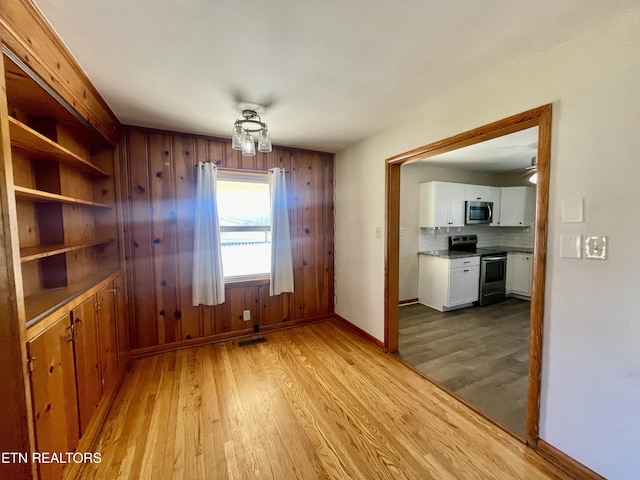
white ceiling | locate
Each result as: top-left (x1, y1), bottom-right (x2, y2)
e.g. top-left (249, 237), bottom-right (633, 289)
top-left (32, 0), bottom-right (638, 153)
top-left (414, 126), bottom-right (539, 173)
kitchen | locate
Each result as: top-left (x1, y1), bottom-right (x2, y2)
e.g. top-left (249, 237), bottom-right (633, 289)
top-left (396, 127), bottom-right (537, 439)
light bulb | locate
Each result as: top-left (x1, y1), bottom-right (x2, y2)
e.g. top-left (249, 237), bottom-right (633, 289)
top-left (241, 130), bottom-right (256, 156)
top-left (258, 127), bottom-right (272, 153)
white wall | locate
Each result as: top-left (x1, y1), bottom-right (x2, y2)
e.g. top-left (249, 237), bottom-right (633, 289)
top-left (334, 6), bottom-right (640, 479)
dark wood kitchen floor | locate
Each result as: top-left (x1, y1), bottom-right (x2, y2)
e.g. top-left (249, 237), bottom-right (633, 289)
top-left (396, 298), bottom-right (530, 438)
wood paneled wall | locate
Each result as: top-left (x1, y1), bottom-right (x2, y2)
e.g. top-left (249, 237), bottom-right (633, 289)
top-left (120, 127), bottom-right (334, 350)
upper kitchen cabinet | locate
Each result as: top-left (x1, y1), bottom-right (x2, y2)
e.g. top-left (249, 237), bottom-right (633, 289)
top-left (499, 186), bottom-right (535, 227)
top-left (464, 184), bottom-right (491, 201)
top-left (420, 181), bottom-right (465, 227)
top-left (489, 187), bottom-right (501, 226)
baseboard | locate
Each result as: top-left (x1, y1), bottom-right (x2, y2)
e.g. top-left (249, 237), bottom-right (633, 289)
top-left (399, 298), bottom-right (419, 305)
top-left (332, 314), bottom-right (385, 350)
top-left (536, 439), bottom-right (605, 480)
top-left (130, 314), bottom-right (333, 358)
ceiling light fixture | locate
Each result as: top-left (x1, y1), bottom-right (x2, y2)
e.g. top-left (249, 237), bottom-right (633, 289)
top-left (528, 156), bottom-right (538, 184)
top-left (231, 109), bottom-right (272, 156)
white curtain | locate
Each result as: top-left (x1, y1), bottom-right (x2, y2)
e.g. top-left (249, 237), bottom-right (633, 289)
top-left (269, 168), bottom-right (294, 295)
top-left (192, 162), bottom-right (225, 306)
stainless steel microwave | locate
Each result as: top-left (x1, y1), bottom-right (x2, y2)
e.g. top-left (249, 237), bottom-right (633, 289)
top-left (465, 201), bottom-right (493, 224)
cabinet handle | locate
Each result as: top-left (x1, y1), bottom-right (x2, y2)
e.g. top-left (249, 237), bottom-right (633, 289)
top-left (464, 269), bottom-right (469, 272)
top-left (65, 325), bottom-right (74, 343)
top-left (74, 318), bottom-right (82, 335)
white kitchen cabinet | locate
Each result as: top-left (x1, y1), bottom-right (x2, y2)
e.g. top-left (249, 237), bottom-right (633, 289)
top-left (420, 181), bottom-right (465, 227)
top-left (506, 252), bottom-right (532, 298)
top-left (489, 187), bottom-right (501, 226)
top-left (464, 184), bottom-right (491, 201)
top-left (419, 254), bottom-right (480, 312)
top-left (499, 186), bottom-right (535, 226)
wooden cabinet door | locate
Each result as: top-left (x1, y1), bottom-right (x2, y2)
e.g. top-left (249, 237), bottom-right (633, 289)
top-left (490, 187), bottom-right (501, 226)
top-left (433, 182), bottom-right (451, 227)
top-left (500, 187), bottom-right (525, 226)
top-left (72, 297), bottom-right (102, 435)
top-left (506, 253), bottom-right (515, 293)
top-left (462, 266), bottom-right (480, 304)
top-left (448, 183), bottom-right (466, 227)
top-left (465, 184), bottom-right (491, 201)
top-left (512, 254), bottom-right (532, 296)
top-left (448, 266), bottom-right (480, 307)
top-left (114, 274), bottom-right (130, 367)
top-left (97, 284), bottom-right (118, 394)
top-left (448, 267), bottom-right (466, 307)
top-left (27, 316), bottom-right (79, 480)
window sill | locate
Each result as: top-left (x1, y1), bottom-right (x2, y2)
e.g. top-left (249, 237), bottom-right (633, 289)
top-left (224, 275), bottom-right (270, 287)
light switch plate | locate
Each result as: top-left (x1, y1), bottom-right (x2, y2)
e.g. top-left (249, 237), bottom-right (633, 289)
top-left (562, 198), bottom-right (584, 223)
top-left (560, 234), bottom-right (581, 259)
top-left (585, 236), bottom-right (607, 260)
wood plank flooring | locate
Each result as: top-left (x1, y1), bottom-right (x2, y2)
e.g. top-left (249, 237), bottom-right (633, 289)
top-left (74, 320), bottom-right (569, 480)
top-left (396, 299), bottom-right (530, 438)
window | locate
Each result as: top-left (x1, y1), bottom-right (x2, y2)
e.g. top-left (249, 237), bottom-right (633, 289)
top-left (217, 171), bottom-right (270, 279)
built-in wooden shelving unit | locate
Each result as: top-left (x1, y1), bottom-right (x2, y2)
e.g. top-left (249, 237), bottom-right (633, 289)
top-left (4, 52), bottom-right (121, 324)
top-left (20, 239), bottom-right (115, 262)
top-left (14, 185), bottom-right (112, 208)
top-left (8, 116), bottom-right (110, 178)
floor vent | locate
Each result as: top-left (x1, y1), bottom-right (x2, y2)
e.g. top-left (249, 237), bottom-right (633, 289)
top-left (238, 337), bottom-right (267, 347)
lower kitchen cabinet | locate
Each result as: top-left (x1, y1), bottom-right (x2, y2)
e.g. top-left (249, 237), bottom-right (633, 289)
top-left (419, 254), bottom-right (480, 312)
top-left (25, 273), bottom-right (128, 480)
top-left (506, 252), bottom-right (532, 298)
top-left (72, 297), bottom-right (103, 435)
top-left (27, 316), bottom-right (80, 480)
top-left (97, 284), bottom-right (119, 395)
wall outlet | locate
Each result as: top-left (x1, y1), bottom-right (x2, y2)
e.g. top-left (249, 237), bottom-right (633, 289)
top-left (242, 310), bottom-right (251, 321)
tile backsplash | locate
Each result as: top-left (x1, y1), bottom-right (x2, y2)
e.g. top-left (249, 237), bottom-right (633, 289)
top-left (419, 225), bottom-right (534, 251)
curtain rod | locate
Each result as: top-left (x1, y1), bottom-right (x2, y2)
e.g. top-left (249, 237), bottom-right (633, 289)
top-left (196, 164), bottom-right (289, 173)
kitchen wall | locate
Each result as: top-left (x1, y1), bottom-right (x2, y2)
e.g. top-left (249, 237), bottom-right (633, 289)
top-left (334, 5), bottom-right (640, 479)
top-left (418, 226), bottom-right (533, 251)
top-left (398, 162), bottom-right (534, 301)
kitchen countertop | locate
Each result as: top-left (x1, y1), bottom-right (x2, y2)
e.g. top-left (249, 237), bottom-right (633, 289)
top-left (418, 250), bottom-right (480, 259)
top-left (418, 246), bottom-right (533, 258)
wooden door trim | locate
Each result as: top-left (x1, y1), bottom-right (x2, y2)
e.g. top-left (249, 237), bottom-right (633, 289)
top-left (384, 104), bottom-right (552, 447)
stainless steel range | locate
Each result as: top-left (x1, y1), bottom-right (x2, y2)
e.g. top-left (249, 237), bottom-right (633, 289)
top-left (448, 235), bottom-right (507, 306)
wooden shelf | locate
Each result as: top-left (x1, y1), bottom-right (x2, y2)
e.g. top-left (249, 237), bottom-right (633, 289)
top-left (20, 239), bottom-right (115, 263)
top-left (24, 271), bottom-right (119, 327)
top-left (14, 186), bottom-right (112, 209)
top-left (8, 117), bottom-right (110, 178)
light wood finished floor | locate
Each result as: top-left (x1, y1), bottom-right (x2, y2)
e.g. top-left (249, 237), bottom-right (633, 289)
top-left (76, 321), bottom-right (568, 480)
top-left (396, 299), bottom-right (530, 438)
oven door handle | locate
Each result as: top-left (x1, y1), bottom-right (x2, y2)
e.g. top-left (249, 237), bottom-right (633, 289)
top-left (482, 256), bottom-right (507, 261)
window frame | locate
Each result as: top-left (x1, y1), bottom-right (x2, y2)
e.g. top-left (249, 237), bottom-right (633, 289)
top-left (217, 169), bottom-right (271, 283)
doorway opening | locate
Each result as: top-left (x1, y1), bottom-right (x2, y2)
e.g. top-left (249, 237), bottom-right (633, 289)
top-left (384, 105), bottom-right (552, 446)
